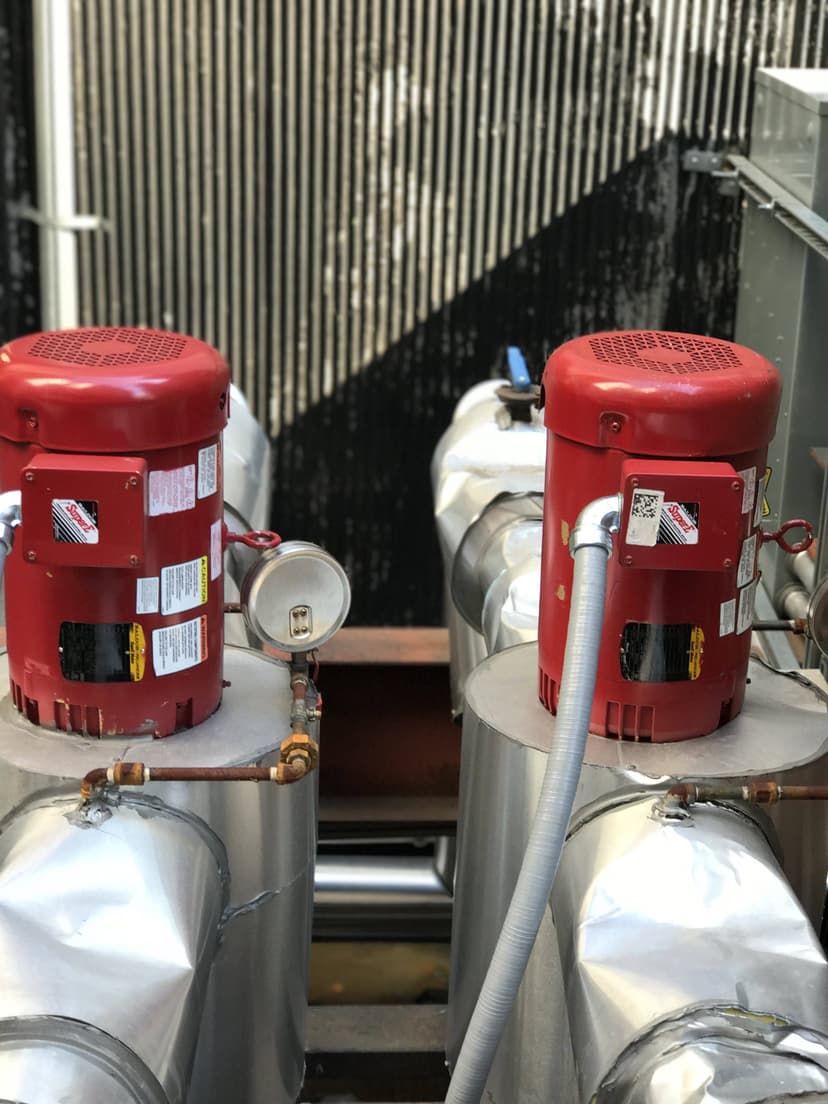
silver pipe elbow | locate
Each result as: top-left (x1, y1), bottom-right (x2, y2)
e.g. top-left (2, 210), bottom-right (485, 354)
top-left (0, 491), bottom-right (21, 554)
top-left (569, 493), bottom-right (622, 557)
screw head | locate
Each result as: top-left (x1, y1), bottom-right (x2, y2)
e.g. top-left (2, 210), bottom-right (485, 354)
top-left (609, 419), bottom-right (622, 433)
top-left (26, 414), bottom-right (38, 429)
top-left (622, 554), bottom-right (633, 566)
top-left (723, 557), bottom-right (733, 568)
top-left (731, 480), bottom-right (741, 493)
top-left (25, 550), bottom-right (36, 562)
top-left (128, 554), bottom-right (138, 567)
top-left (127, 475), bottom-right (139, 488)
top-left (23, 471), bottom-right (34, 482)
top-left (630, 477), bottom-right (639, 488)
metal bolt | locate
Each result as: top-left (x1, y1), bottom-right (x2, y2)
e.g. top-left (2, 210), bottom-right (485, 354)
top-left (25, 550), bottom-right (36, 562)
top-left (609, 419), bottom-right (622, 433)
top-left (622, 555), bottom-right (633, 566)
top-left (26, 414), bottom-right (38, 429)
top-left (127, 476), bottom-right (139, 487)
top-left (731, 481), bottom-right (741, 493)
top-left (723, 558), bottom-right (733, 568)
top-left (630, 478), bottom-right (639, 488)
top-left (128, 554), bottom-right (138, 567)
top-left (294, 607), bottom-right (308, 617)
top-left (23, 471), bottom-right (34, 482)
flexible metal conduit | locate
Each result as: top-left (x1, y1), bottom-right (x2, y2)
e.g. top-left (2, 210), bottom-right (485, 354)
top-left (446, 495), bottom-right (620, 1104)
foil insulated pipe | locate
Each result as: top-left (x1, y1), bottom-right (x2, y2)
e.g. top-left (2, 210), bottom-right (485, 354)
top-left (446, 495), bottom-right (621, 1104)
top-left (432, 379), bottom-right (546, 715)
top-left (0, 793), bottom-right (226, 1104)
top-left (448, 490), bottom-right (546, 655)
top-left (553, 796), bottom-right (828, 1102)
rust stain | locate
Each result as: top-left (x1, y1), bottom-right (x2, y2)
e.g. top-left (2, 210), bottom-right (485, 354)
top-left (556, 584), bottom-right (566, 601)
top-left (560, 520), bottom-right (570, 546)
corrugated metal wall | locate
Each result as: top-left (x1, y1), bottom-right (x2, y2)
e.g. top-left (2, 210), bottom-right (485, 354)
top-left (0, 1), bottom-right (39, 343)
top-left (70, 1), bottom-right (827, 623)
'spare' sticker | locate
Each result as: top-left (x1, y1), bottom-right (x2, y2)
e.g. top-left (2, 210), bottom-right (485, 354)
top-left (52, 499), bottom-right (99, 544)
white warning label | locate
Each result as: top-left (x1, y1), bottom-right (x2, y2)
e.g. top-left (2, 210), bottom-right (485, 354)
top-left (737, 578), bottom-right (758, 636)
top-left (737, 533), bottom-right (758, 589)
top-left (737, 466), bottom-right (756, 516)
top-left (152, 615), bottom-right (207, 676)
top-left (148, 465), bottom-right (196, 516)
top-left (161, 556), bottom-right (209, 615)
top-left (198, 444), bottom-right (218, 499)
top-left (136, 576), bottom-right (159, 615)
top-left (627, 489), bottom-right (665, 547)
top-left (52, 499), bottom-right (99, 544)
top-left (210, 519), bottom-right (222, 580)
top-left (720, 598), bottom-right (736, 637)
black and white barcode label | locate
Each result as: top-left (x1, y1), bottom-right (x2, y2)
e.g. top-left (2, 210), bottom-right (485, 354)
top-left (627, 489), bottom-right (665, 547)
top-left (52, 499), bottom-right (99, 544)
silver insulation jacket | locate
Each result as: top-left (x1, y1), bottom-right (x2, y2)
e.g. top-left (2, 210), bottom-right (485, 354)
top-left (446, 543), bottom-right (609, 1104)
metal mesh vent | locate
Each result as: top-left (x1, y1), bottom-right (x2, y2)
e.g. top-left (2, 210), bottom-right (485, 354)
top-left (28, 327), bottom-right (188, 367)
top-left (588, 332), bottom-right (743, 375)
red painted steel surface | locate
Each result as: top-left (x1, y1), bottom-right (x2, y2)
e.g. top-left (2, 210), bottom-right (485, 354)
top-left (0, 327), bottom-right (229, 737)
top-left (538, 331), bottom-right (781, 743)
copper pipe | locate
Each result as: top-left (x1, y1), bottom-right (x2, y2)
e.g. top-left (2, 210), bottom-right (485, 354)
top-left (666, 781), bottom-right (828, 807)
top-left (752, 618), bottom-right (808, 635)
top-left (80, 759), bottom-right (308, 802)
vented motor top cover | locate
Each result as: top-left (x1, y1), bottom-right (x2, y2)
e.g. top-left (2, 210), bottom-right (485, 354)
top-left (0, 327), bottom-right (230, 738)
top-left (538, 330), bottom-right (781, 743)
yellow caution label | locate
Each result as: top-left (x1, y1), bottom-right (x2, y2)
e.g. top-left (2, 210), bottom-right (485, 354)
top-left (199, 555), bottom-right (209, 604)
top-left (761, 466), bottom-right (772, 519)
top-left (688, 626), bottom-right (704, 681)
top-left (129, 623), bottom-right (146, 682)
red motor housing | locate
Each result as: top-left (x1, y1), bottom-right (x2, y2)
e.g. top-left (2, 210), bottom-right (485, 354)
top-left (538, 330), bottom-right (781, 743)
top-left (0, 327), bottom-right (230, 738)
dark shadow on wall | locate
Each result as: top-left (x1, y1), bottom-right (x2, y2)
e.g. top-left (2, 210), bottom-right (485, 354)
top-left (272, 134), bottom-right (742, 626)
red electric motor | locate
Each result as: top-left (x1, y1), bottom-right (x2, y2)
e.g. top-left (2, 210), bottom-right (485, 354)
top-left (0, 327), bottom-right (230, 738)
top-left (537, 330), bottom-right (799, 743)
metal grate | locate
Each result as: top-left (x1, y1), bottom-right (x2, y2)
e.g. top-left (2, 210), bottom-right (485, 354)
top-left (28, 326), bottom-right (188, 366)
top-left (588, 331), bottom-right (743, 374)
top-left (69, 1), bottom-right (828, 622)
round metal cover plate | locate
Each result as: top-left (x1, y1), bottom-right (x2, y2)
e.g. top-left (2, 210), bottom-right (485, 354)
top-left (241, 541), bottom-right (351, 651)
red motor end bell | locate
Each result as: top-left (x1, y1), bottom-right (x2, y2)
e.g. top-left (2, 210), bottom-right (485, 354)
top-left (537, 330), bottom-right (781, 743)
top-left (0, 327), bottom-right (230, 738)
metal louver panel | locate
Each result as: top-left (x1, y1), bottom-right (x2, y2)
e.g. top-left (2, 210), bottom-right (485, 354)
top-left (70, 1), bottom-right (828, 623)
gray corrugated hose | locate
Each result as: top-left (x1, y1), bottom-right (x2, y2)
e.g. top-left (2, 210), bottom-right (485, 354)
top-left (446, 494), bottom-right (621, 1104)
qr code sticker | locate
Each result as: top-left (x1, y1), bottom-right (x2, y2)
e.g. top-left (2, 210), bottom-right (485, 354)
top-left (627, 488), bottom-right (665, 547)
top-left (632, 493), bottom-right (661, 519)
